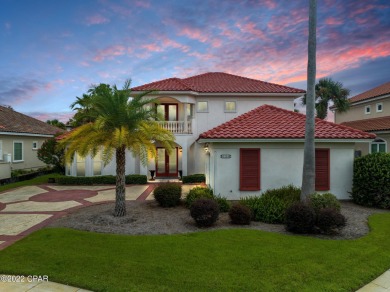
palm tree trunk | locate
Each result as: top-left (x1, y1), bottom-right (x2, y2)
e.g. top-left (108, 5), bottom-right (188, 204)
top-left (301, 0), bottom-right (317, 201)
top-left (114, 145), bottom-right (126, 217)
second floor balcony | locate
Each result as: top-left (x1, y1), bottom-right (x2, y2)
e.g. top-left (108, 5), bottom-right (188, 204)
top-left (157, 120), bottom-right (192, 134)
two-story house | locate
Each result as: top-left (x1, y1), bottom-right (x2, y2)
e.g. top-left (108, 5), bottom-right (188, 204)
top-left (65, 72), bottom-right (374, 199)
top-left (334, 81), bottom-right (390, 155)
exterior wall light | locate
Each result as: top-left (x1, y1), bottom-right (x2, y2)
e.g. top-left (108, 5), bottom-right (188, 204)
top-left (204, 143), bottom-right (209, 152)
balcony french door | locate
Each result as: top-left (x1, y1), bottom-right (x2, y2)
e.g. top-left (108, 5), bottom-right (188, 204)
top-left (157, 104), bottom-right (178, 121)
top-left (156, 147), bottom-right (178, 177)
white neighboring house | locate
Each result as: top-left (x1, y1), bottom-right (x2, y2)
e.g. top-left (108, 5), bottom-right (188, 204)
top-left (0, 106), bottom-right (63, 179)
top-left (65, 72), bottom-right (374, 199)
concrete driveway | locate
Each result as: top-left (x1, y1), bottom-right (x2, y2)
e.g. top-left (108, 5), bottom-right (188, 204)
top-left (0, 184), bottom-right (153, 250)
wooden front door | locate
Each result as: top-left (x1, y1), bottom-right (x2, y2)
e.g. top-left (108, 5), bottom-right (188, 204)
top-left (156, 147), bottom-right (178, 177)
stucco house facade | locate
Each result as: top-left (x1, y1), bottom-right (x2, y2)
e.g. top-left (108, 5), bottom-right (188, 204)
top-left (334, 81), bottom-right (390, 156)
top-left (65, 72), bottom-right (374, 199)
top-left (0, 106), bottom-right (62, 179)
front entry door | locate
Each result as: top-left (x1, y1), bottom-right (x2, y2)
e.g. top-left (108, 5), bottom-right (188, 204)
top-left (156, 147), bottom-right (178, 177)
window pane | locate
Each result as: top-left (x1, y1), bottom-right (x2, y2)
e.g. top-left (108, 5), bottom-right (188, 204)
top-left (14, 143), bottom-right (22, 160)
top-left (379, 144), bottom-right (386, 153)
top-left (225, 101), bottom-right (236, 112)
top-left (157, 105), bottom-right (164, 119)
top-left (197, 101), bottom-right (208, 112)
top-left (371, 144), bottom-right (377, 153)
top-left (168, 105), bottom-right (177, 121)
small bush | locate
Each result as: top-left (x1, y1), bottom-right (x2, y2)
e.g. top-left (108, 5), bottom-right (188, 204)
top-left (240, 185), bottom-right (301, 223)
top-left (214, 196), bottom-right (230, 212)
top-left (352, 153), bottom-right (390, 209)
top-left (316, 208), bottom-right (346, 234)
top-left (125, 174), bottom-right (147, 184)
top-left (229, 204), bottom-right (251, 225)
top-left (182, 174), bottom-right (206, 184)
top-left (308, 193), bottom-right (341, 213)
top-left (190, 198), bottom-right (219, 227)
top-left (153, 183), bottom-right (182, 207)
top-left (285, 202), bottom-right (316, 234)
top-left (185, 187), bottom-right (214, 208)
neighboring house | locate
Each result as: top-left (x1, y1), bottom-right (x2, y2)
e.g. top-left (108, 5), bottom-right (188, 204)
top-left (334, 81), bottom-right (390, 155)
top-left (65, 72), bottom-right (373, 199)
top-left (0, 106), bottom-right (62, 179)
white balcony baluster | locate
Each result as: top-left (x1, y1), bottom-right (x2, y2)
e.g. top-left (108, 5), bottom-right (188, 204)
top-left (157, 121), bottom-right (192, 134)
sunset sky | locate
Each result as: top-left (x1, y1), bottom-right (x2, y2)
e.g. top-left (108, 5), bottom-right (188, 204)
top-left (1, 0), bottom-right (389, 122)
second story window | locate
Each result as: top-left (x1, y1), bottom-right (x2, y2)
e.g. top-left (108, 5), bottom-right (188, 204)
top-left (376, 103), bottom-right (383, 112)
top-left (225, 101), bottom-right (236, 112)
top-left (197, 101), bottom-right (208, 112)
top-left (365, 105), bottom-right (371, 114)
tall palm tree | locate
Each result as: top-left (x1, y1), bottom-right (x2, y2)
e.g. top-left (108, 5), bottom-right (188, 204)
top-left (69, 92), bottom-right (97, 126)
top-left (301, 0), bottom-right (317, 201)
top-left (302, 78), bottom-right (350, 120)
top-left (59, 80), bottom-right (175, 216)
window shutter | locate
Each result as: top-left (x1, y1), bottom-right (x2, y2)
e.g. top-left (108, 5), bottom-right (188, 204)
top-left (240, 149), bottom-right (260, 191)
top-left (315, 149), bottom-right (330, 191)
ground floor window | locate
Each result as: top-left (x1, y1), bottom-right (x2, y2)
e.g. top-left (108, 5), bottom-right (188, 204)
top-left (240, 148), bottom-right (260, 191)
top-left (371, 138), bottom-right (386, 153)
top-left (315, 149), bottom-right (330, 191)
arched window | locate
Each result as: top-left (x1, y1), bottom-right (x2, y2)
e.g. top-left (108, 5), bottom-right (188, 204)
top-left (370, 138), bottom-right (387, 153)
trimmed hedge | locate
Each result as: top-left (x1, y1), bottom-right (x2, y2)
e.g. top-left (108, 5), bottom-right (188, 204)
top-left (308, 193), bottom-right (341, 213)
top-left (229, 203), bottom-right (251, 225)
top-left (316, 208), bottom-right (346, 234)
top-left (190, 198), bottom-right (219, 227)
top-left (182, 174), bottom-right (205, 184)
top-left (185, 187), bottom-right (214, 208)
top-left (56, 174), bottom-right (147, 185)
top-left (352, 153), bottom-right (390, 209)
top-left (285, 202), bottom-right (316, 234)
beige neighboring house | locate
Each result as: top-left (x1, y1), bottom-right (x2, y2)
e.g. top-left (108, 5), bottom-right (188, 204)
top-left (334, 81), bottom-right (390, 156)
top-left (0, 106), bottom-right (63, 179)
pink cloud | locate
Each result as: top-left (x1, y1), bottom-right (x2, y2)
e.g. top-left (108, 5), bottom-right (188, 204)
top-left (236, 21), bottom-right (268, 41)
top-left (93, 45), bottom-right (127, 62)
top-left (85, 14), bottom-right (110, 26)
top-left (179, 27), bottom-right (208, 42)
top-left (30, 112), bottom-right (74, 123)
top-left (325, 17), bottom-right (343, 25)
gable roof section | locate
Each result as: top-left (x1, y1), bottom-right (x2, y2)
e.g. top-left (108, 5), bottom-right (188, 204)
top-left (341, 116), bottom-right (390, 132)
top-left (349, 81), bottom-right (390, 104)
top-left (132, 72), bottom-right (305, 94)
top-left (198, 105), bottom-right (375, 140)
top-left (0, 106), bottom-right (62, 136)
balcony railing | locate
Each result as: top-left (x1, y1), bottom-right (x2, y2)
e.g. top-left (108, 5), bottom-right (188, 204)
top-left (157, 121), bottom-right (192, 134)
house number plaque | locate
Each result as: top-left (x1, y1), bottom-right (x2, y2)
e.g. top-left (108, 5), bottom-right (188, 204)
top-left (220, 154), bottom-right (231, 159)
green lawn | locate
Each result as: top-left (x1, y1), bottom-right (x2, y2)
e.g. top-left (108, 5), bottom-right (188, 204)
top-left (0, 173), bottom-right (63, 192)
top-left (0, 214), bottom-right (389, 291)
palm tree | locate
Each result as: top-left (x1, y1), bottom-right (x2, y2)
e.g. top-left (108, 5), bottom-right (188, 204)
top-left (59, 80), bottom-right (176, 216)
top-left (302, 78), bottom-right (350, 120)
top-left (46, 119), bottom-right (66, 130)
top-left (69, 92), bottom-right (97, 126)
top-left (301, 0), bottom-right (317, 201)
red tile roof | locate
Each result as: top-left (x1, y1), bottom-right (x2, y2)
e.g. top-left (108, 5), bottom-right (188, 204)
top-left (349, 81), bottom-right (390, 104)
top-left (199, 105), bottom-right (375, 140)
top-left (0, 106), bottom-right (62, 135)
top-left (132, 72), bottom-right (305, 94)
top-left (341, 116), bottom-right (390, 132)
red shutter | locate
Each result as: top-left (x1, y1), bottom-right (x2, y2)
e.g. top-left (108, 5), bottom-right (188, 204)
top-left (315, 149), bottom-right (330, 191)
top-left (240, 149), bottom-right (260, 191)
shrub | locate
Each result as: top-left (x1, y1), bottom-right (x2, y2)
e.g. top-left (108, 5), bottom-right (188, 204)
top-left (182, 174), bottom-right (206, 184)
top-left (190, 198), bottom-right (219, 227)
top-left (308, 193), bottom-right (341, 213)
top-left (185, 187), bottom-right (214, 208)
top-left (153, 183), bottom-right (182, 207)
top-left (125, 174), bottom-right (147, 184)
top-left (56, 174), bottom-right (147, 185)
top-left (240, 185), bottom-right (301, 224)
top-left (352, 153), bottom-right (390, 209)
top-left (285, 202), bottom-right (316, 234)
top-left (214, 196), bottom-right (230, 212)
top-left (316, 208), bottom-right (346, 234)
top-left (229, 204), bottom-right (251, 225)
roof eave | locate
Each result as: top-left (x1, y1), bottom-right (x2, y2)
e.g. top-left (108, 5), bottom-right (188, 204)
top-left (197, 138), bottom-right (374, 143)
top-left (131, 91), bottom-right (304, 97)
top-left (0, 131), bottom-right (55, 137)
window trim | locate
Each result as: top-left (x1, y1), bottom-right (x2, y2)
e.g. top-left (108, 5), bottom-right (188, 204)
top-left (224, 101), bottom-right (237, 113)
top-left (13, 141), bottom-right (24, 162)
top-left (315, 148), bottom-right (330, 191)
top-left (32, 141), bottom-right (38, 150)
top-left (197, 101), bottom-right (208, 113)
top-left (240, 148), bottom-right (261, 191)
top-left (376, 102), bottom-right (383, 113)
top-left (365, 105), bottom-right (371, 115)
